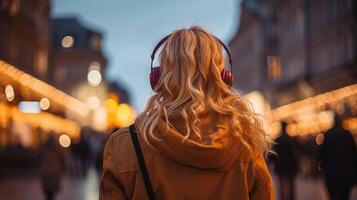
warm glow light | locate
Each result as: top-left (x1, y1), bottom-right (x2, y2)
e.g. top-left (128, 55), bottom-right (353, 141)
top-left (61, 36), bottom-right (74, 48)
top-left (5, 84), bottom-right (15, 102)
top-left (108, 93), bottom-right (119, 102)
top-left (245, 91), bottom-right (266, 115)
top-left (87, 69), bottom-right (102, 86)
top-left (344, 118), bottom-right (357, 134)
top-left (267, 121), bottom-right (281, 139)
top-left (89, 61), bottom-right (101, 71)
top-left (267, 56), bottom-right (281, 81)
top-left (115, 103), bottom-right (135, 127)
top-left (267, 84), bottom-right (357, 121)
top-left (40, 98), bottom-right (50, 110)
top-left (286, 124), bottom-right (299, 136)
top-left (92, 106), bottom-right (108, 131)
top-left (278, 110), bottom-right (334, 136)
top-left (0, 61), bottom-right (90, 121)
top-left (59, 134), bottom-right (71, 148)
top-left (104, 98), bottom-right (118, 114)
top-left (316, 134), bottom-right (324, 145)
top-left (87, 96), bottom-right (100, 110)
top-left (1, 101), bottom-right (80, 139)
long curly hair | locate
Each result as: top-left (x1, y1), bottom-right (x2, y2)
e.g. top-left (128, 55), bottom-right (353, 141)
top-left (137, 26), bottom-right (270, 153)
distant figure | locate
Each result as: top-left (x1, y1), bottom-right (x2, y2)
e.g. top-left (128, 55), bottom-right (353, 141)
top-left (273, 122), bottom-right (299, 200)
top-left (95, 134), bottom-right (110, 175)
top-left (41, 135), bottom-right (65, 200)
top-left (71, 134), bottom-right (90, 177)
top-left (320, 114), bottom-right (357, 200)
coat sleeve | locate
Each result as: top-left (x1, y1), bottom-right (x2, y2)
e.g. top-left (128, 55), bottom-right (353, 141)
top-left (99, 135), bottom-right (129, 200)
top-left (249, 153), bottom-right (275, 200)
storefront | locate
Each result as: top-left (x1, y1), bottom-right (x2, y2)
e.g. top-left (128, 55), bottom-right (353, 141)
top-left (0, 60), bottom-right (86, 148)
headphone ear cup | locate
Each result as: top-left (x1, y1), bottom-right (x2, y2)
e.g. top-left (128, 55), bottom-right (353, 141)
top-left (150, 67), bottom-right (161, 91)
top-left (226, 70), bottom-right (233, 86)
top-left (221, 69), bottom-right (233, 87)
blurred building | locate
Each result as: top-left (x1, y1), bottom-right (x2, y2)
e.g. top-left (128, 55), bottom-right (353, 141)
top-left (50, 17), bottom-right (108, 95)
top-left (0, 1), bottom-right (85, 159)
top-left (108, 82), bottom-right (131, 104)
top-left (230, 0), bottom-right (357, 108)
top-left (0, 0), bottom-right (50, 81)
top-left (51, 17), bottom-right (134, 131)
top-left (230, 0), bottom-right (357, 137)
top-left (0, 2), bottom-right (133, 173)
top-left (307, 0), bottom-right (356, 95)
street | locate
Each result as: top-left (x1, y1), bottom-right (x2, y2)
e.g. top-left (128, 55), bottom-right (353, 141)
top-left (0, 168), bottom-right (99, 200)
top-left (0, 0), bottom-right (357, 199)
top-left (1, 169), bottom-right (356, 200)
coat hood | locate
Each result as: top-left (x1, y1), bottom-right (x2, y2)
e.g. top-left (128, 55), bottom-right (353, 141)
top-left (140, 110), bottom-right (248, 171)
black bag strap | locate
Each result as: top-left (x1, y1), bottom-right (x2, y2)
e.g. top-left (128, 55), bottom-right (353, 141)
top-left (129, 124), bottom-right (156, 200)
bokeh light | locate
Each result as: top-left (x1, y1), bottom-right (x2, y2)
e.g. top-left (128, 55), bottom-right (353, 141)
top-left (61, 35), bottom-right (74, 48)
top-left (5, 84), bottom-right (15, 102)
top-left (115, 103), bottom-right (135, 127)
top-left (315, 133), bottom-right (324, 145)
top-left (104, 98), bottom-right (118, 114)
top-left (92, 106), bottom-right (108, 131)
top-left (59, 134), bottom-right (71, 148)
top-left (40, 97), bottom-right (50, 110)
top-left (87, 96), bottom-right (101, 110)
top-left (87, 69), bottom-right (102, 86)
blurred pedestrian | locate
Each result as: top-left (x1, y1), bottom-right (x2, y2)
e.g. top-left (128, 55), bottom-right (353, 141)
top-left (320, 114), bottom-right (357, 200)
top-left (71, 133), bottom-right (90, 177)
top-left (100, 27), bottom-right (274, 200)
top-left (272, 122), bottom-right (299, 200)
top-left (41, 134), bottom-right (65, 200)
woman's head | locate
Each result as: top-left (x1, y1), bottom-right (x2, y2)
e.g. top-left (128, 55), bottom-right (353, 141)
top-left (138, 26), bottom-right (270, 153)
top-left (156, 27), bottom-right (228, 95)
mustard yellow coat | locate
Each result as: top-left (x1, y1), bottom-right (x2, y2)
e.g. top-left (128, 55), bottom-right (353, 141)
top-left (100, 113), bottom-right (274, 200)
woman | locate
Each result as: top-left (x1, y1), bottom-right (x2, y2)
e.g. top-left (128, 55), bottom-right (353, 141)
top-left (100, 27), bottom-right (274, 200)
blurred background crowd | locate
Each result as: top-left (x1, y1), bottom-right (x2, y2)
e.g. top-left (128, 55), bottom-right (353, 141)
top-left (0, 0), bottom-right (356, 199)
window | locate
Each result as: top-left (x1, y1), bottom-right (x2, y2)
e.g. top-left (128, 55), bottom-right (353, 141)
top-left (267, 56), bottom-right (282, 81)
top-left (36, 50), bottom-right (48, 77)
top-left (90, 35), bottom-right (101, 50)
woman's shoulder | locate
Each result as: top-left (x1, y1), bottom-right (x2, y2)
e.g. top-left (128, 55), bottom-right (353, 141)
top-left (104, 126), bottom-right (137, 173)
top-left (105, 127), bottom-right (132, 152)
top-left (108, 127), bottom-right (130, 142)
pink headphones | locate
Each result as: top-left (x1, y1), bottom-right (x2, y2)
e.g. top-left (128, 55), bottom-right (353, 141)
top-left (149, 33), bottom-right (234, 91)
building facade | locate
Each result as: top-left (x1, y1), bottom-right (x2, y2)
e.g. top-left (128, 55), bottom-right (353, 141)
top-left (307, 0), bottom-right (357, 93)
top-left (51, 18), bottom-right (132, 131)
top-left (0, 0), bottom-right (50, 80)
top-left (51, 18), bottom-right (108, 95)
top-left (230, 0), bottom-right (357, 109)
top-left (229, 0), bottom-right (265, 93)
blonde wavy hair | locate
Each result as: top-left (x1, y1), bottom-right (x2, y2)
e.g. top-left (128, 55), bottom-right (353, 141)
top-left (137, 27), bottom-right (270, 153)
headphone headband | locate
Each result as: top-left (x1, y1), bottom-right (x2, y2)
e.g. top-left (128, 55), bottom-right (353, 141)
top-left (150, 33), bottom-right (233, 72)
